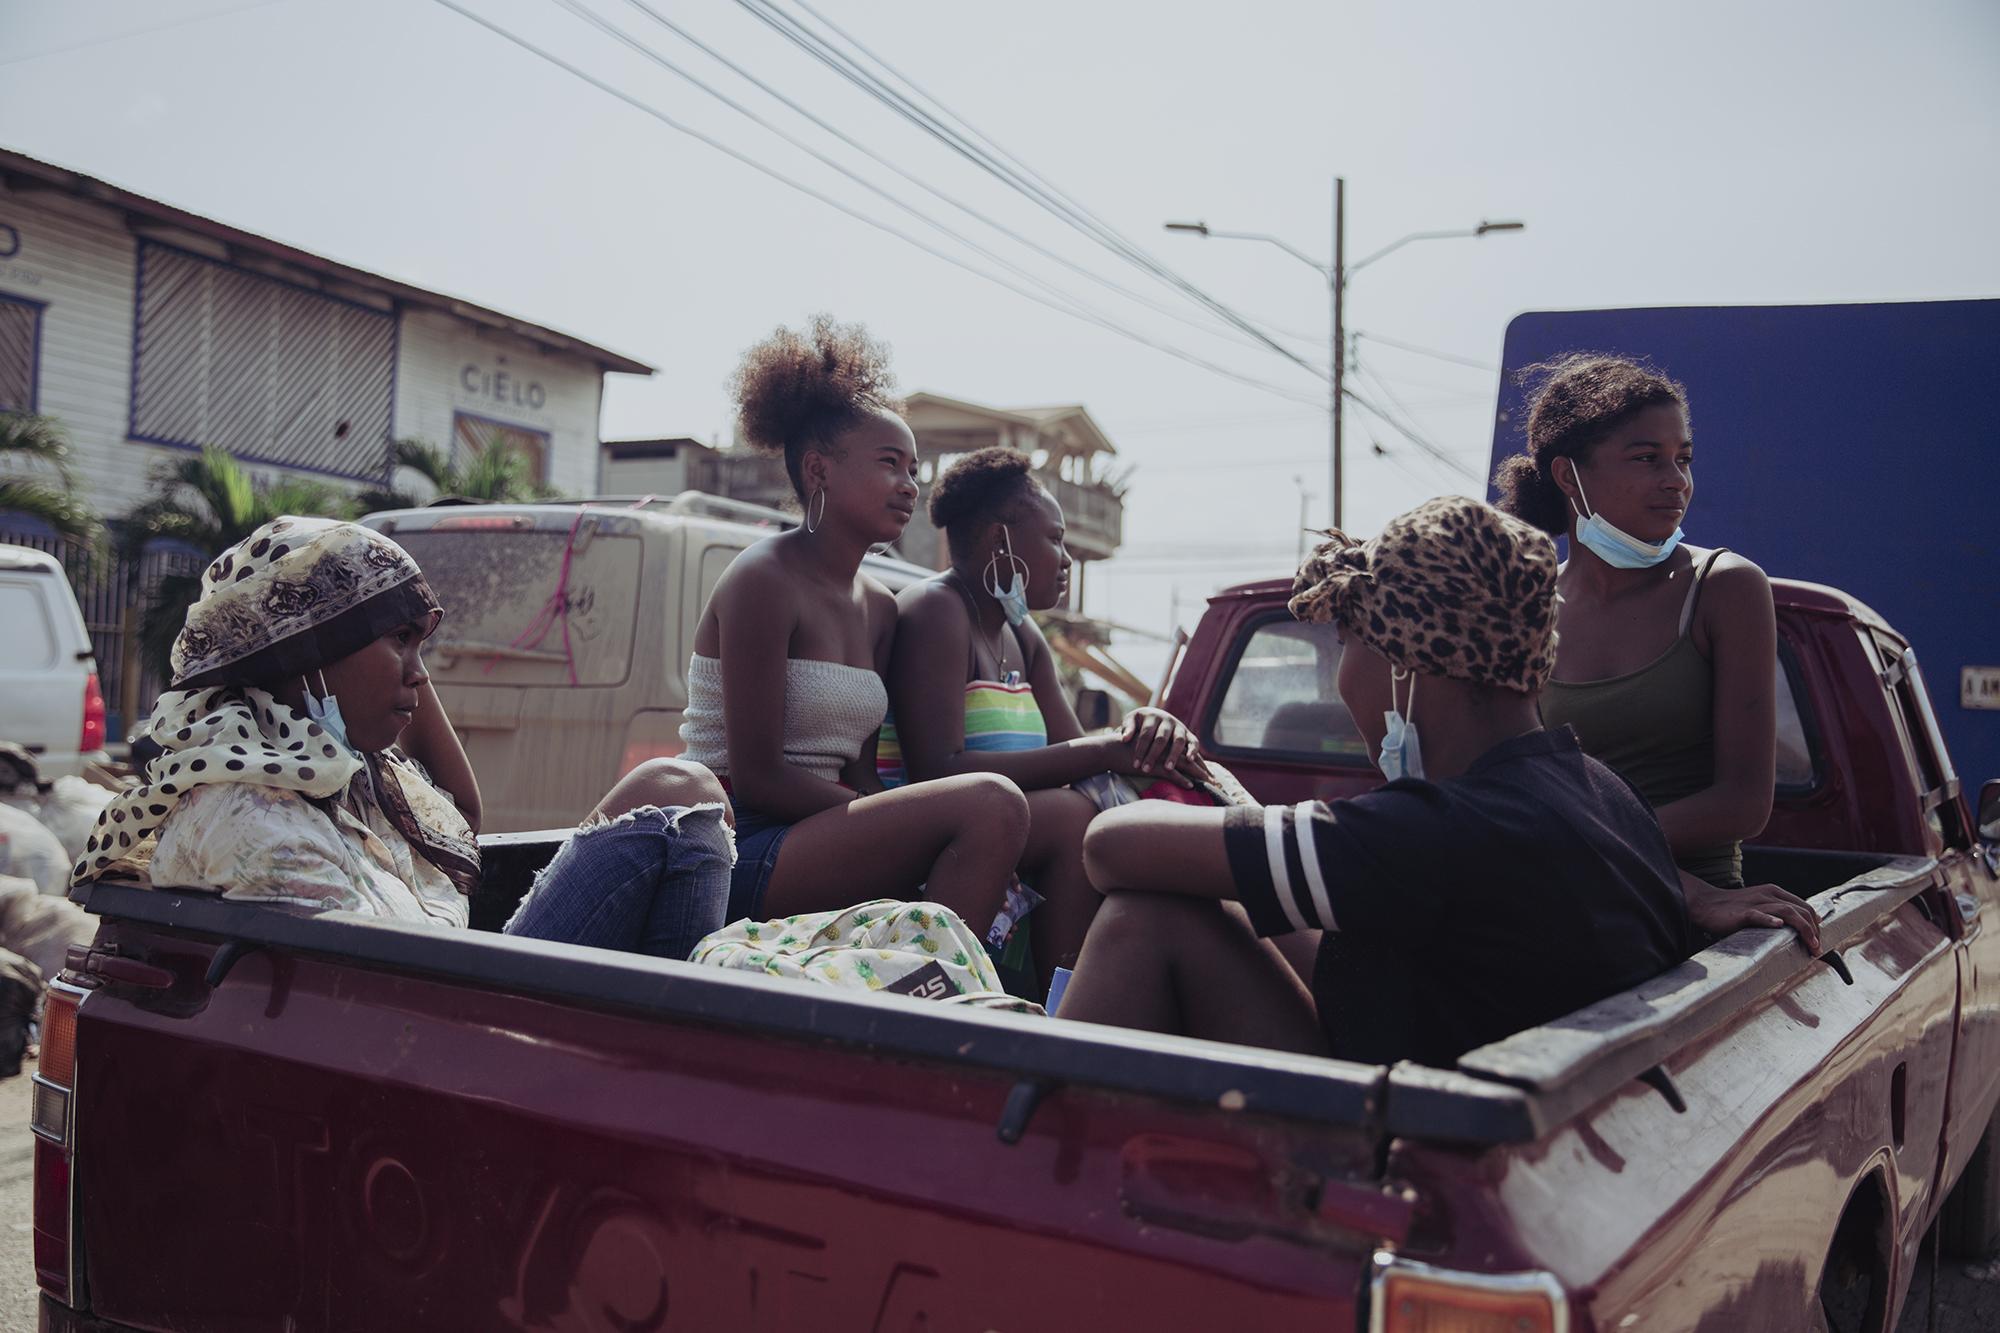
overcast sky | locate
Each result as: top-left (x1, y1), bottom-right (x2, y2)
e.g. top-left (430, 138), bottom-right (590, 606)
top-left (5, 0), bottom-right (1997, 684)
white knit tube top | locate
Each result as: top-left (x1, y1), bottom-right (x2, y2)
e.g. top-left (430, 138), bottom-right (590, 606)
top-left (680, 653), bottom-right (889, 786)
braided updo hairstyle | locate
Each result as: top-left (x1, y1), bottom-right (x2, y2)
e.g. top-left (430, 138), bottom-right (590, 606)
top-left (729, 314), bottom-right (901, 499)
top-left (1492, 353), bottom-right (1689, 538)
top-left (927, 447), bottom-right (1041, 556)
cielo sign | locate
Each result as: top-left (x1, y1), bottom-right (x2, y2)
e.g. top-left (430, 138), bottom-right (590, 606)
top-left (460, 362), bottom-right (547, 412)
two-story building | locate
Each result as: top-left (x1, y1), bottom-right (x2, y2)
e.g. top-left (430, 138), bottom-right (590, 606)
top-left (0, 146), bottom-right (652, 525)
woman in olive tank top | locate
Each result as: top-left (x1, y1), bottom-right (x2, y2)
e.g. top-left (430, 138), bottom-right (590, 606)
top-left (1494, 355), bottom-right (1777, 889)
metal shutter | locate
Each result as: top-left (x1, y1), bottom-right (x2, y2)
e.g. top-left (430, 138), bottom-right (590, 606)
top-left (131, 243), bottom-right (394, 478)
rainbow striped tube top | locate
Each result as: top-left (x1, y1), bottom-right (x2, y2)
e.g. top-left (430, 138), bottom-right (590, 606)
top-left (878, 677), bottom-right (1048, 788)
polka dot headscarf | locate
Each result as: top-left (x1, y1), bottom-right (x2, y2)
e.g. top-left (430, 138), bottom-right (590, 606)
top-left (70, 517), bottom-right (473, 893)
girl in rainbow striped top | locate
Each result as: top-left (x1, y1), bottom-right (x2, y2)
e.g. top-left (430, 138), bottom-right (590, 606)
top-left (885, 448), bottom-right (1210, 990)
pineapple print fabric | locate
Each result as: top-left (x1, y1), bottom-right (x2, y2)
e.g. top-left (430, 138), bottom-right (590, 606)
top-left (691, 899), bottom-right (1044, 1015)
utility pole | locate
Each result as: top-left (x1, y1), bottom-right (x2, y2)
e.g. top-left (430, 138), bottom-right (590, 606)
top-left (1330, 177), bottom-right (1345, 531)
top-left (1294, 476), bottom-right (1311, 564)
top-left (1167, 193), bottom-right (1521, 536)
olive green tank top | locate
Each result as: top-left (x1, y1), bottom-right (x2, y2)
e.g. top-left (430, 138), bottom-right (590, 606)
top-left (1541, 549), bottom-right (1742, 887)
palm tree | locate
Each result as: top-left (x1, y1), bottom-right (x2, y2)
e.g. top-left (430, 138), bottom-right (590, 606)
top-left (356, 437), bottom-right (558, 512)
top-left (0, 411), bottom-right (100, 546)
top-left (125, 446), bottom-right (357, 683)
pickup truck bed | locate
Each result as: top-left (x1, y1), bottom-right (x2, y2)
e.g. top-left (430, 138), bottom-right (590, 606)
top-left (42, 838), bottom-right (1948, 1331)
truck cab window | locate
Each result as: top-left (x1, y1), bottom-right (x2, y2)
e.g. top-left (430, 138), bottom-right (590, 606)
top-left (1205, 617), bottom-right (1368, 763)
top-left (1774, 644), bottom-right (1820, 794)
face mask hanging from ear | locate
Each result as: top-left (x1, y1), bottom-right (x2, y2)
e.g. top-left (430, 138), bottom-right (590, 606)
top-left (1569, 471), bottom-right (1683, 570)
top-left (1377, 667), bottom-right (1426, 782)
top-left (983, 524), bottom-right (1032, 627)
top-left (302, 670), bottom-right (359, 759)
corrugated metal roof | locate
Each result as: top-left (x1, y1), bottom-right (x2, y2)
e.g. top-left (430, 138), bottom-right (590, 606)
top-left (0, 145), bottom-right (656, 377)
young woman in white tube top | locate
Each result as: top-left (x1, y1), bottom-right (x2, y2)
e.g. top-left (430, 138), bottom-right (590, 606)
top-left (680, 316), bottom-right (1027, 929)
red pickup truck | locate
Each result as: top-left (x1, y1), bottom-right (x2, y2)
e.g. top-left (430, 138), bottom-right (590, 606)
top-left (31, 576), bottom-right (2000, 1332)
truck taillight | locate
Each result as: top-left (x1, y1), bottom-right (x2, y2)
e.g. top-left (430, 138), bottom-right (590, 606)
top-left (33, 979), bottom-right (89, 1306)
top-left (1370, 1251), bottom-right (1569, 1333)
top-left (79, 674), bottom-right (106, 754)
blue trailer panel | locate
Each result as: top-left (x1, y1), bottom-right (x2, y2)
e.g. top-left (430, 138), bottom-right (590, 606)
top-left (1488, 299), bottom-right (1999, 800)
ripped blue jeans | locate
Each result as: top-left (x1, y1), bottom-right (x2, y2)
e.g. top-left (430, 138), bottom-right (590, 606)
top-left (502, 803), bottom-right (735, 960)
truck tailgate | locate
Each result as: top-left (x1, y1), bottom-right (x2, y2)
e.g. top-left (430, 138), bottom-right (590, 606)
top-left (68, 886), bottom-right (1398, 1331)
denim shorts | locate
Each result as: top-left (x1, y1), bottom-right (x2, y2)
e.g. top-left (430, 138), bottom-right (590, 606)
top-left (726, 803), bottom-right (793, 924)
top-left (501, 803), bottom-right (735, 960)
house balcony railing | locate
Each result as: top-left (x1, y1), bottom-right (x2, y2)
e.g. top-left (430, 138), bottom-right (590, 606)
top-left (1044, 474), bottom-right (1123, 560)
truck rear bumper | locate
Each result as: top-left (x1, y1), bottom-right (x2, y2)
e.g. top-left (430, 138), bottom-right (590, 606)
top-left (40, 1295), bottom-right (145, 1333)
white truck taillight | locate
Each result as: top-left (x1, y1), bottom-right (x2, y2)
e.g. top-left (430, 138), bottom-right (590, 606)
top-left (79, 674), bottom-right (106, 754)
top-left (1369, 1250), bottom-right (1570, 1333)
top-left (32, 978), bottom-right (89, 1306)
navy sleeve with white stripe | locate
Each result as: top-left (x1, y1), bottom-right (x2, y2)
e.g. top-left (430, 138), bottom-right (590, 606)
top-left (1223, 803), bottom-right (1343, 936)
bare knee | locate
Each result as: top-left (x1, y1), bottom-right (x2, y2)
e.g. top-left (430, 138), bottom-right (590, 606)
top-left (603, 758), bottom-right (726, 818)
top-left (950, 772), bottom-right (1030, 850)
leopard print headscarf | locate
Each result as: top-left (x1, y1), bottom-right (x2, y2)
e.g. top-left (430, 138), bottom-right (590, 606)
top-left (1289, 496), bottom-right (1560, 693)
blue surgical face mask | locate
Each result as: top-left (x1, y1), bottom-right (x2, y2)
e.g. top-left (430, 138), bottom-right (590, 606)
top-left (302, 670), bottom-right (359, 759)
top-left (1570, 473), bottom-right (1683, 570)
top-left (984, 525), bottom-right (1032, 628)
top-left (1378, 668), bottom-right (1426, 782)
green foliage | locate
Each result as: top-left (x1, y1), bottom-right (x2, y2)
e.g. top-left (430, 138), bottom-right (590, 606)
top-left (125, 446), bottom-right (357, 683)
top-left (355, 437), bottom-right (560, 513)
top-left (0, 411), bottom-right (101, 547)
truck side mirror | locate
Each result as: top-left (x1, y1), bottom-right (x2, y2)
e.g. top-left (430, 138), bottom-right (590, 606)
top-left (1981, 778), bottom-right (2000, 843)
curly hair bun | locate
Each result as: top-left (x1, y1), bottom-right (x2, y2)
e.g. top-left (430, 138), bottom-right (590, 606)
top-left (730, 314), bottom-right (898, 454)
top-left (1491, 353), bottom-right (1688, 538)
top-left (927, 446), bottom-right (1037, 533)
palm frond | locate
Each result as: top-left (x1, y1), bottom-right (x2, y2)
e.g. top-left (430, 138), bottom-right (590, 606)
top-left (390, 438), bottom-right (456, 492)
top-left (354, 487), bottom-right (419, 515)
top-left (188, 446), bottom-right (260, 535)
top-left (0, 412), bottom-right (76, 485)
top-left (0, 479), bottom-right (100, 545)
top-left (260, 480), bottom-right (355, 527)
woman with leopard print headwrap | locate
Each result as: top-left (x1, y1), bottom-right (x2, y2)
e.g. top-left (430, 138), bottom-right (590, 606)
top-left (71, 517), bottom-right (735, 960)
top-left (1057, 497), bottom-right (1817, 1067)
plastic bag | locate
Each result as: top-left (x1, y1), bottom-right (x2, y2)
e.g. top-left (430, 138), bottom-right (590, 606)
top-left (693, 899), bottom-right (1043, 1014)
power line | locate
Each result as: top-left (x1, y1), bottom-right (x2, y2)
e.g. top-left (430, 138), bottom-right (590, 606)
top-left (606, 0), bottom-right (1311, 363)
top-left (0, 0), bottom-right (295, 69)
top-left (731, 0), bottom-right (1327, 380)
top-left (784, 0), bottom-right (1336, 357)
top-left (1349, 391), bottom-right (1478, 491)
top-left (1344, 383), bottom-right (1481, 484)
top-left (1353, 330), bottom-right (1499, 372)
top-left (548, 0), bottom-right (1145, 331)
top-left (428, 0), bottom-right (1327, 408)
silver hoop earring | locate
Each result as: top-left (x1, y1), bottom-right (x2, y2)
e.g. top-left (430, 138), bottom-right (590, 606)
top-left (805, 487), bottom-right (826, 533)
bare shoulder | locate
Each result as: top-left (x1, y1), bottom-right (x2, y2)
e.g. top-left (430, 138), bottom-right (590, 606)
top-left (893, 577), bottom-right (964, 632)
top-left (1694, 548), bottom-right (1773, 630)
top-left (712, 537), bottom-right (796, 603)
top-left (1701, 548), bottom-right (1772, 598)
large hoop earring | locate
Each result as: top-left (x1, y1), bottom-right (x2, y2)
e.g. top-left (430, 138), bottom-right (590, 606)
top-left (805, 487), bottom-right (826, 534)
top-left (983, 548), bottom-right (1029, 598)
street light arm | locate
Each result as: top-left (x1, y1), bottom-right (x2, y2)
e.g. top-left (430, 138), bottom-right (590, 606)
top-left (1162, 223), bottom-right (1331, 279)
top-left (1346, 228), bottom-right (1489, 278)
top-left (1352, 219), bottom-right (1520, 278)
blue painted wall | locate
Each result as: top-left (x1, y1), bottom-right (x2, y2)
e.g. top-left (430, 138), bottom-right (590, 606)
top-left (1488, 299), bottom-right (2000, 794)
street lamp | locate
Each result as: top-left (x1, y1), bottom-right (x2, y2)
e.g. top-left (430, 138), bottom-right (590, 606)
top-left (1167, 182), bottom-right (1523, 528)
